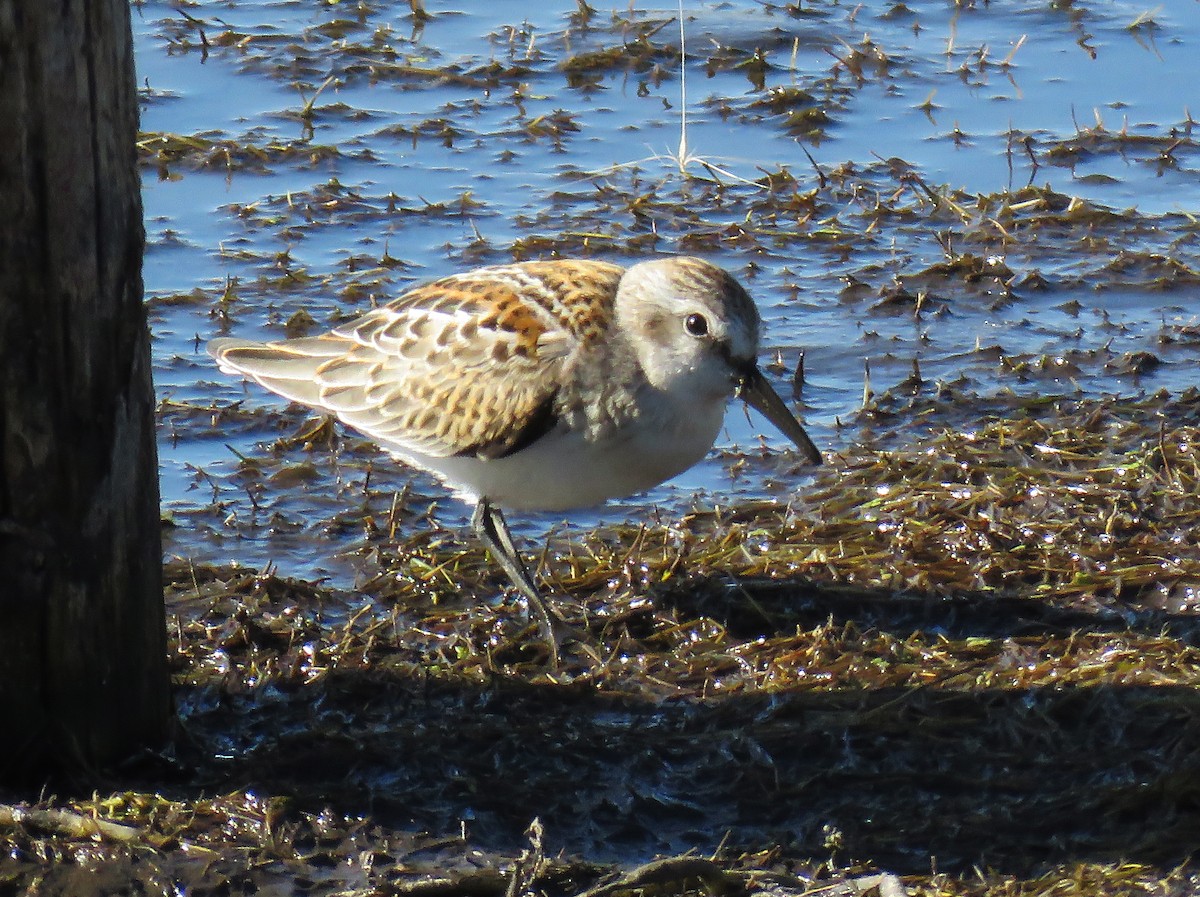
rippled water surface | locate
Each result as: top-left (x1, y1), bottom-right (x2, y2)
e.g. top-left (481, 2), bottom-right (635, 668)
top-left (135, 0), bottom-right (1200, 581)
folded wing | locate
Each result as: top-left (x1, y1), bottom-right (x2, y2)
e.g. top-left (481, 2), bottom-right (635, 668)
top-left (208, 277), bottom-right (578, 460)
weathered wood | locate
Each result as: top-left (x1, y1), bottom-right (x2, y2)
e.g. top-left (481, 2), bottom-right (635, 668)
top-left (0, 1), bottom-right (169, 778)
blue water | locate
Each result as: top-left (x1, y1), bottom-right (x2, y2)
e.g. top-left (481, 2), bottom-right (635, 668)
top-left (135, 0), bottom-right (1200, 581)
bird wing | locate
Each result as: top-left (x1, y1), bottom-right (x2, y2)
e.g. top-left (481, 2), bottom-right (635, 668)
top-left (208, 261), bottom-right (624, 460)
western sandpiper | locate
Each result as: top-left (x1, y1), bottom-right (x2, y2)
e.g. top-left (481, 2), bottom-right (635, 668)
top-left (209, 256), bottom-right (821, 665)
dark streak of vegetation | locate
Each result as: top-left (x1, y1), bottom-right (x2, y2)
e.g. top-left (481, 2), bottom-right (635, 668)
top-left (16, 1), bottom-right (1200, 894)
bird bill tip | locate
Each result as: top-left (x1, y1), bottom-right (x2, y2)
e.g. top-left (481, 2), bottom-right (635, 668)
top-left (738, 368), bottom-right (823, 466)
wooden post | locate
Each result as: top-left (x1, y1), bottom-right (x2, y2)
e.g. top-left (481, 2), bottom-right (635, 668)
top-left (0, 1), bottom-right (170, 777)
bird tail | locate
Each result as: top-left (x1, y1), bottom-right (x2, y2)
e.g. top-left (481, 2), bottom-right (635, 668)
top-left (207, 337), bottom-right (344, 408)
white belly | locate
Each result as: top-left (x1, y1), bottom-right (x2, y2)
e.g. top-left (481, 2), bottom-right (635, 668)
top-left (395, 398), bottom-right (728, 512)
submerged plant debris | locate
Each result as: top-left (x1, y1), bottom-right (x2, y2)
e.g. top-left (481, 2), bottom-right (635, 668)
top-left (12, 396), bottom-right (1200, 895)
top-left (9, 1), bottom-right (1200, 895)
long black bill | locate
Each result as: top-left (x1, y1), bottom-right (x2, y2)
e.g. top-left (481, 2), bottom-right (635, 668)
top-left (737, 365), bottom-right (823, 465)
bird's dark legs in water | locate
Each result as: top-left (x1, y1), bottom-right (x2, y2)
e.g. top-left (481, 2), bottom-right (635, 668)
top-left (471, 498), bottom-right (561, 668)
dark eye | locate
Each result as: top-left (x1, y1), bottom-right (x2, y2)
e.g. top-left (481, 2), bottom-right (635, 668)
top-left (685, 313), bottom-right (709, 337)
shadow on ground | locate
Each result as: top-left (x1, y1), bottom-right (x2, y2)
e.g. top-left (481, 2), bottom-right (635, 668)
top-left (166, 575), bottom-right (1200, 876)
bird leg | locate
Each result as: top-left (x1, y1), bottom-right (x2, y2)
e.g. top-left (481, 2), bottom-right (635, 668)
top-left (471, 498), bottom-right (561, 668)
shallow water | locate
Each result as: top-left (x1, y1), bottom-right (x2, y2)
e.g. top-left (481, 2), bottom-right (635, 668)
top-left (135, 0), bottom-right (1200, 582)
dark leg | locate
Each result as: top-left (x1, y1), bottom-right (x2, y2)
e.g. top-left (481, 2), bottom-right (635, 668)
top-left (471, 498), bottom-right (560, 667)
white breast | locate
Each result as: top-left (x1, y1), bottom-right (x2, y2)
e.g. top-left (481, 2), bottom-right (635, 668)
top-left (391, 393), bottom-right (728, 512)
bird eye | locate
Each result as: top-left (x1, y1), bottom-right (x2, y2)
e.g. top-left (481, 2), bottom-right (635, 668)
top-left (685, 313), bottom-right (709, 337)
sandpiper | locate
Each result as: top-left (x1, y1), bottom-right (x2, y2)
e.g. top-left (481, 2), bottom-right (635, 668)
top-left (209, 256), bottom-right (822, 665)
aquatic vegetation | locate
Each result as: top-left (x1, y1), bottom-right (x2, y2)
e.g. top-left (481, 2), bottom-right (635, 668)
top-left (15, 1), bottom-right (1199, 894)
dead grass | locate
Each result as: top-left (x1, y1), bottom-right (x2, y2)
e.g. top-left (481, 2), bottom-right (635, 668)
top-left (10, 396), bottom-right (1200, 894)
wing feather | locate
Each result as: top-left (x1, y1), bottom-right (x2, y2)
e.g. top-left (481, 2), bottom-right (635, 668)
top-left (207, 261), bottom-right (624, 459)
